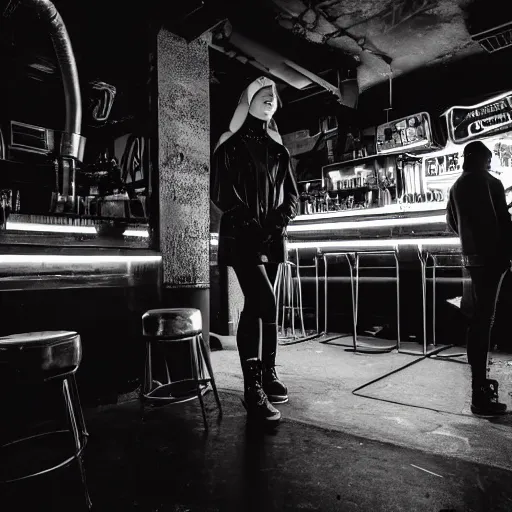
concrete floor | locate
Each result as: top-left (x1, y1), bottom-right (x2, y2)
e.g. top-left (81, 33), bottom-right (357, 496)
top-left (2, 336), bottom-right (512, 511)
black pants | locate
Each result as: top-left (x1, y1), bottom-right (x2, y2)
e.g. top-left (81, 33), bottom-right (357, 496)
top-left (466, 266), bottom-right (508, 385)
top-left (232, 263), bottom-right (279, 363)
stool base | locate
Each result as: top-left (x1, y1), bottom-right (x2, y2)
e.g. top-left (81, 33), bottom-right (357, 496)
top-left (141, 333), bottom-right (222, 430)
top-left (319, 332), bottom-right (396, 353)
top-left (0, 374), bottom-right (91, 510)
top-left (398, 341), bottom-right (454, 356)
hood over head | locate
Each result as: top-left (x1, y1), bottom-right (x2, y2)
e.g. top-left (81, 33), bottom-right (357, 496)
top-left (214, 76), bottom-right (283, 152)
top-left (463, 140), bottom-right (492, 172)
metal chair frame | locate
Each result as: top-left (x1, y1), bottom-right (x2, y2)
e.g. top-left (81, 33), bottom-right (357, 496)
top-left (415, 247), bottom-right (464, 355)
top-left (274, 248), bottom-right (311, 342)
top-left (315, 248), bottom-right (401, 352)
top-left (0, 368), bottom-right (91, 510)
top-left (141, 331), bottom-right (222, 430)
top-left (356, 250), bottom-right (401, 350)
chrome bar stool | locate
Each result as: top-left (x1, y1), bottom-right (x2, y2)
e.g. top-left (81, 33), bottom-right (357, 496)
top-left (413, 246), bottom-right (464, 356)
top-left (355, 249), bottom-right (401, 352)
top-left (0, 331), bottom-right (91, 510)
top-left (274, 248), bottom-right (313, 343)
top-left (141, 308), bottom-right (222, 430)
top-left (315, 250), bottom-right (358, 348)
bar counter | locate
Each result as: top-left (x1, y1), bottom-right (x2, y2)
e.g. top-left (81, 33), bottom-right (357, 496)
top-left (286, 204), bottom-right (464, 348)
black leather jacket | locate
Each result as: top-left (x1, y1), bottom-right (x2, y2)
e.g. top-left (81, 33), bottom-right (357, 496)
top-left (211, 114), bottom-right (299, 266)
top-left (446, 167), bottom-right (512, 268)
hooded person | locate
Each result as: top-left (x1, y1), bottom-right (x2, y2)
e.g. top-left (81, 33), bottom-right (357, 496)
top-left (446, 140), bottom-right (511, 416)
top-left (211, 76), bottom-right (299, 425)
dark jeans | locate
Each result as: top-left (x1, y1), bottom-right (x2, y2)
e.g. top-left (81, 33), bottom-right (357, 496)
top-left (232, 263), bottom-right (279, 363)
top-left (466, 266), bottom-right (508, 384)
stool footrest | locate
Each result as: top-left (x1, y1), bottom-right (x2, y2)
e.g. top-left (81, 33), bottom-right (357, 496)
top-left (142, 379), bottom-right (211, 403)
top-left (0, 429), bottom-right (88, 484)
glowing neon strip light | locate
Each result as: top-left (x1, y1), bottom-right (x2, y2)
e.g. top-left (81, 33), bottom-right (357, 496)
top-left (294, 203), bottom-right (447, 221)
top-left (287, 215), bottom-right (446, 232)
top-left (5, 222), bottom-right (149, 238)
top-left (287, 237), bottom-right (460, 249)
top-left (0, 254), bottom-right (162, 264)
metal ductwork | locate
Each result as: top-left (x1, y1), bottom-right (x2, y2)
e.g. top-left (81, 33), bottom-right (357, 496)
top-left (24, 0), bottom-right (82, 158)
top-left (21, 0), bottom-right (84, 210)
top-left (211, 21), bottom-right (357, 107)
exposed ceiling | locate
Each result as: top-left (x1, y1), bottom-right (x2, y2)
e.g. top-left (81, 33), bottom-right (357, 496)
top-left (270, 0), bottom-right (482, 92)
top-left (208, 0), bottom-right (512, 106)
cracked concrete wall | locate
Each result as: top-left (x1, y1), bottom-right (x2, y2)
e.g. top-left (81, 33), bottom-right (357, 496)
top-left (157, 29), bottom-right (210, 289)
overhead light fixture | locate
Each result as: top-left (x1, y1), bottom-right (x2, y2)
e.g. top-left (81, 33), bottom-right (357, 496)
top-left (287, 215), bottom-right (447, 232)
top-left (288, 237), bottom-right (460, 249)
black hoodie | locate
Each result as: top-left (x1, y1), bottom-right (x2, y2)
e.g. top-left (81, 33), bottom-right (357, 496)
top-left (446, 167), bottom-right (512, 268)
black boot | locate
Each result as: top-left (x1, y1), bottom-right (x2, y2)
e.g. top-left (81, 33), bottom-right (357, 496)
top-left (471, 378), bottom-right (507, 416)
top-left (241, 358), bottom-right (281, 424)
top-left (262, 352), bottom-right (288, 404)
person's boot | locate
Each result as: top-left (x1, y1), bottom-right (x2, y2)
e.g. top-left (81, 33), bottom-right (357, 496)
top-left (241, 358), bottom-right (281, 424)
top-left (471, 378), bottom-right (507, 416)
top-left (262, 352), bottom-right (288, 404)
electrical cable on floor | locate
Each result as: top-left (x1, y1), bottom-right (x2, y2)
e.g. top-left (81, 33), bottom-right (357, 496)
top-left (278, 333), bottom-right (322, 346)
top-left (350, 344), bottom-right (483, 418)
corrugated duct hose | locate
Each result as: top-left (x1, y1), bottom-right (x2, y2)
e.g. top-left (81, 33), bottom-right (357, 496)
top-left (23, 0), bottom-right (83, 210)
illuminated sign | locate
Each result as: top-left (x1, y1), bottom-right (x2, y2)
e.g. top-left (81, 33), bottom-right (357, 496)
top-left (443, 91), bottom-right (512, 144)
top-left (376, 112), bottom-right (433, 154)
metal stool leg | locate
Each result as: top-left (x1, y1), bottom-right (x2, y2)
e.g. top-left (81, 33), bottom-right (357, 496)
top-left (190, 336), bottom-right (208, 430)
top-left (140, 341), bottom-right (153, 419)
top-left (395, 252), bottom-right (401, 351)
top-left (283, 263), bottom-right (293, 336)
top-left (432, 258), bottom-right (437, 346)
top-left (349, 255), bottom-right (357, 351)
top-left (62, 378), bottom-right (92, 510)
top-left (164, 358), bottom-right (172, 384)
top-left (294, 249), bottom-right (306, 337)
top-left (69, 373), bottom-right (89, 438)
top-left (275, 263), bottom-right (283, 329)
top-left (324, 254), bottom-right (328, 333)
top-left (420, 256), bottom-right (428, 355)
top-left (197, 334), bottom-right (223, 414)
top-left (315, 254), bottom-right (320, 334)
top-left (289, 263), bottom-right (296, 338)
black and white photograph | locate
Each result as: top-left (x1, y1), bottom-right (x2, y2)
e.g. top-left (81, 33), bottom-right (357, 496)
top-left (1, 0), bottom-right (512, 510)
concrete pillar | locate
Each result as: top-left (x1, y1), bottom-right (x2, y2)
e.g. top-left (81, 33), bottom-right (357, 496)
top-left (156, 29), bottom-right (211, 344)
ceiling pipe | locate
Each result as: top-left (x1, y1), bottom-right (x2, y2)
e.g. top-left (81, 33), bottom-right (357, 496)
top-left (211, 21), bottom-right (354, 107)
top-left (24, 0), bottom-right (83, 160)
top-left (19, 0), bottom-right (84, 211)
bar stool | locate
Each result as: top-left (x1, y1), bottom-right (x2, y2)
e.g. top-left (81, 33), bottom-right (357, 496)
top-left (141, 308), bottom-right (222, 430)
top-left (274, 248), bottom-right (316, 344)
top-left (0, 331), bottom-right (91, 510)
top-left (412, 246), bottom-right (463, 357)
top-left (355, 249), bottom-right (401, 352)
top-left (315, 248), bottom-right (400, 352)
top-left (315, 250), bottom-right (357, 347)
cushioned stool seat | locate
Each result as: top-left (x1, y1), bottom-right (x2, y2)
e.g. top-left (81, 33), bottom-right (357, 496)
top-left (141, 308), bottom-right (222, 429)
top-left (0, 331), bottom-right (91, 509)
top-left (0, 330), bottom-right (82, 376)
top-left (142, 308), bottom-right (202, 339)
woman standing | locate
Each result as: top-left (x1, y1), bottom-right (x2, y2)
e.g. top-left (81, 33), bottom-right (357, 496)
top-left (211, 77), bottom-right (299, 425)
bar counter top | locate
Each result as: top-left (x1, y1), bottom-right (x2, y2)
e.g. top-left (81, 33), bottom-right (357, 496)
top-left (0, 246), bottom-right (162, 291)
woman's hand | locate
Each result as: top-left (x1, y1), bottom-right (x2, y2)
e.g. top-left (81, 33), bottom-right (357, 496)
top-left (264, 209), bottom-right (288, 240)
top-left (224, 207), bottom-right (266, 242)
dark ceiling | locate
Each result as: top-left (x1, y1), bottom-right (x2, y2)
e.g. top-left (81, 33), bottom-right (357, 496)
top-left (206, 0), bottom-right (512, 111)
top-left (3, 0), bottom-right (512, 135)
